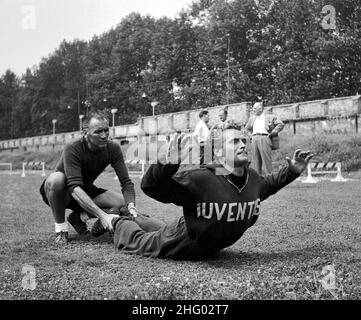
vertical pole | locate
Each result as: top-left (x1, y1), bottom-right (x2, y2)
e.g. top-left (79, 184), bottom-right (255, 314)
top-left (302, 163), bottom-right (317, 183)
top-left (79, 115), bottom-right (84, 132)
top-left (11, 92), bottom-right (14, 139)
top-left (355, 114), bottom-right (358, 133)
top-left (41, 162), bottom-right (46, 177)
top-left (140, 161), bottom-right (145, 179)
top-left (77, 90), bottom-right (80, 121)
top-left (112, 112), bottom-right (115, 137)
top-left (293, 120), bottom-right (296, 135)
top-left (21, 163), bottom-right (26, 178)
top-left (227, 34), bottom-right (230, 105)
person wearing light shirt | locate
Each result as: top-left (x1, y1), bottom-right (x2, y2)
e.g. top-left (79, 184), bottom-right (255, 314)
top-left (192, 109), bottom-right (210, 165)
top-left (246, 102), bottom-right (284, 175)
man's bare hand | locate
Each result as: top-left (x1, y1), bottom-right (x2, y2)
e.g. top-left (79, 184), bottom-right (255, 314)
top-left (100, 214), bottom-right (115, 233)
top-left (286, 149), bottom-right (313, 175)
top-left (166, 133), bottom-right (193, 164)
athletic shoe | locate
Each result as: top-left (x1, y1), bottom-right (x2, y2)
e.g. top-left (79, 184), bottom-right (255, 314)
top-left (90, 219), bottom-right (108, 237)
top-left (67, 211), bottom-right (88, 234)
top-left (55, 231), bottom-right (69, 245)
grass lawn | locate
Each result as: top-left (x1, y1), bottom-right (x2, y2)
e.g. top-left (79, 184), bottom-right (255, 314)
top-left (0, 171), bottom-right (360, 300)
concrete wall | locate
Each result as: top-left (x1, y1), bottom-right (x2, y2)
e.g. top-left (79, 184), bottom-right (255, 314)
top-left (1, 95), bottom-right (360, 154)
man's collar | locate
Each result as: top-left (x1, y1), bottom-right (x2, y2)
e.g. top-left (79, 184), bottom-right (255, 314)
top-left (205, 161), bottom-right (251, 176)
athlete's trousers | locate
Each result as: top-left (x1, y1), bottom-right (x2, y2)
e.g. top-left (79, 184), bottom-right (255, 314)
top-left (113, 215), bottom-right (210, 260)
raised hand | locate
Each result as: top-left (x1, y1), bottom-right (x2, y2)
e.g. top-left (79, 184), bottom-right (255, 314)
top-left (285, 149), bottom-right (313, 175)
top-left (166, 133), bottom-right (193, 164)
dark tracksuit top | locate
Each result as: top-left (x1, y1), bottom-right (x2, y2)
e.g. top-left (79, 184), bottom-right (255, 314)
top-left (141, 162), bottom-right (299, 256)
top-left (55, 138), bottom-right (135, 206)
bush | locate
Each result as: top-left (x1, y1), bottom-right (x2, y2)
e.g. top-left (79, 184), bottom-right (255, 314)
top-left (274, 133), bottom-right (361, 172)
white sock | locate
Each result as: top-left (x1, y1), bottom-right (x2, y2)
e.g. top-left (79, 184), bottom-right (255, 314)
top-left (80, 212), bottom-right (90, 223)
top-left (55, 222), bottom-right (69, 233)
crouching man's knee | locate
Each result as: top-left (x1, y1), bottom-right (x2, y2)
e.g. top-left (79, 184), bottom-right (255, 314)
top-left (45, 172), bottom-right (67, 194)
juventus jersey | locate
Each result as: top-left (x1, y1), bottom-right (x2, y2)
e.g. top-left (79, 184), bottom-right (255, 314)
top-left (141, 162), bottom-right (299, 254)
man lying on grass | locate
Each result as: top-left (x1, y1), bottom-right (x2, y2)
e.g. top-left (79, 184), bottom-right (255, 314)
top-left (91, 122), bottom-right (313, 260)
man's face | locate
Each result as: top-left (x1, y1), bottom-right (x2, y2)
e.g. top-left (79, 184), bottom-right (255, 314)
top-left (203, 113), bottom-right (210, 123)
top-left (222, 129), bottom-right (249, 168)
top-left (253, 102), bottom-right (264, 116)
top-left (219, 110), bottom-right (227, 122)
top-left (86, 117), bottom-right (109, 150)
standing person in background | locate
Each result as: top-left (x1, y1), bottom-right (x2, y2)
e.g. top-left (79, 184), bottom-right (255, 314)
top-left (210, 108), bottom-right (228, 133)
top-left (192, 109), bottom-right (210, 165)
top-left (246, 102), bottom-right (284, 175)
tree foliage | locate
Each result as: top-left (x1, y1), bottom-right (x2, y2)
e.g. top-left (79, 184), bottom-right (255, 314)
top-left (1, 0), bottom-right (360, 139)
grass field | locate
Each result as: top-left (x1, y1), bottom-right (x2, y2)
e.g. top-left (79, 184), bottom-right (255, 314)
top-left (0, 171), bottom-right (360, 300)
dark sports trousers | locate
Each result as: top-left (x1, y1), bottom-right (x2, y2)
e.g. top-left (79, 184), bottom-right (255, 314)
top-left (39, 179), bottom-right (107, 212)
top-left (113, 216), bottom-right (213, 260)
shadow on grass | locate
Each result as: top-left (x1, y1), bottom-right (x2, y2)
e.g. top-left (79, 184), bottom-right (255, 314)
top-left (65, 234), bottom-right (355, 268)
top-left (69, 232), bottom-right (113, 244)
top-left (203, 244), bottom-right (354, 268)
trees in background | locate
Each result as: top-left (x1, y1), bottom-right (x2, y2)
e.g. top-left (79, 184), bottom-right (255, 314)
top-left (1, 0), bottom-right (360, 139)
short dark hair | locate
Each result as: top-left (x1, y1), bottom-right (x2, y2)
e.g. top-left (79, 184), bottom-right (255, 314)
top-left (199, 109), bottom-right (209, 118)
top-left (82, 111), bottom-right (109, 131)
top-left (220, 108), bottom-right (228, 116)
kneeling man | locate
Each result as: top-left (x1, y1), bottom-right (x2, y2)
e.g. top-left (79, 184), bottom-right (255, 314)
top-left (40, 111), bottom-right (148, 244)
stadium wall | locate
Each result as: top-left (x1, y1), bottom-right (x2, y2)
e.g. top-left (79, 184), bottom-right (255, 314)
top-left (0, 95), bottom-right (360, 154)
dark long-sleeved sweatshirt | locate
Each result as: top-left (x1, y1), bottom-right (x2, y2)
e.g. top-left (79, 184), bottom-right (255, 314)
top-left (55, 138), bottom-right (135, 206)
top-left (141, 163), bottom-right (299, 254)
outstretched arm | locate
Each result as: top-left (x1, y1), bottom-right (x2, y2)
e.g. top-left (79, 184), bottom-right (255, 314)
top-left (260, 149), bottom-right (313, 201)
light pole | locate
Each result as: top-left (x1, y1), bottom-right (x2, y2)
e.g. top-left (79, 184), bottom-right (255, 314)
top-left (226, 32), bottom-right (230, 105)
top-left (111, 108), bottom-right (118, 136)
top-left (52, 119), bottom-right (57, 136)
top-left (79, 114), bottom-right (84, 132)
top-left (52, 119), bottom-right (57, 148)
top-left (150, 101), bottom-right (159, 117)
top-left (84, 100), bottom-right (90, 116)
top-left (142, 93), bottom-right (159, 117)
